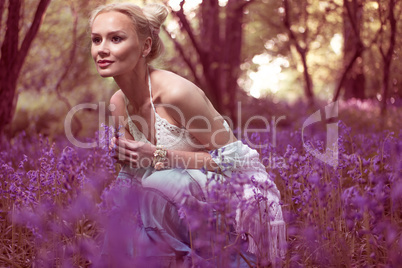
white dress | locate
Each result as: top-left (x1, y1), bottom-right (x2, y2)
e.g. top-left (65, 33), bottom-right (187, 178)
top-left (100, 74), bottom-right (286, 267)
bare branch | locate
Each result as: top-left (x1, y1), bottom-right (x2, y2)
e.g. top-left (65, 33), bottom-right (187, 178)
top-left (283, 0), bottom-right (314, 103)
top-left (366, 1), bottom-right (384, 49)
top-left (171, 1), bottom-right (204, 59)
top-left (162, 25), bottom-right (202, 86)
top-left (16, 0), bottom-right (51, 73)
top-left (54, 3), bottom-right (82, 136)
top-left (54, 3), bottom-right (77, 111)
top-left (333, 48), bottom-right (362, 101)
top-left (283, 0), bottom-right (306, 54)
top-left (302, 1), bottom-right (310, 46)
top-left (343, 0), bottom-right (360, 38)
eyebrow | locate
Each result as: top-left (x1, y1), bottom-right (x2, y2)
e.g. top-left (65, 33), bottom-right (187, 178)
top-left (91, 30), bottom-right (127, 36)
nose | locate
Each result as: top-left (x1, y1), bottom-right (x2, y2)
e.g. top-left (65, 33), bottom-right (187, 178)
top-left (97, 41), bottom-right (110, 57)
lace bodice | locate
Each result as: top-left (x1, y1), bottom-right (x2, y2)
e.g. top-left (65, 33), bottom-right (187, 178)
top-left (123, 73), bottom-right (208, 152)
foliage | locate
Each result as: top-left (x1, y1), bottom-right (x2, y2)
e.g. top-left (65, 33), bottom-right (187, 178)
top-left (1, 102), bottom-right (401, 267)
top-left (0, 0), bottom-right (51, 134)
top-left (4, 0), bottom-right (400, 139)
top-left (8, 0), bottom-right (112, 137)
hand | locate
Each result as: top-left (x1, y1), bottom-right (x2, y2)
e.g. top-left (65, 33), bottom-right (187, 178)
top-left (111, 137), bottom-right (156, 168)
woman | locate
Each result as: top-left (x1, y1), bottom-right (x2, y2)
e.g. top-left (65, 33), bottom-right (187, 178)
top-left (90, 2), bottom-right (285, 267)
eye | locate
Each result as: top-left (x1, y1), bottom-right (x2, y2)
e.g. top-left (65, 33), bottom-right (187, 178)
top-left (92, 37), bottom-right (101, 45)
top-left (111, 36), bottom-right (123, 43)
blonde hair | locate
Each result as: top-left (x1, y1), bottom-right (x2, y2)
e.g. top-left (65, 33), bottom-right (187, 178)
top-left (90, 3), bottom-right (168, 62)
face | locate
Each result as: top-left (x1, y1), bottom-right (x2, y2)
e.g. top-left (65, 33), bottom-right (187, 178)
top-left (91, 11), bottom-right (146, 78)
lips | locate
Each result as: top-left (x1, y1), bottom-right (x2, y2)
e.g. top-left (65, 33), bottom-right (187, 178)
top-left (97, 60), bottom-right (114, 68)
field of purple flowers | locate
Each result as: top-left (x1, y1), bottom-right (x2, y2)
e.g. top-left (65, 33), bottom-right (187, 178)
top-left (1, 101), bottom-right (401, 267)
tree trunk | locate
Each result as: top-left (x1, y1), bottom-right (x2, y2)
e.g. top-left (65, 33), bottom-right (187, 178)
top-left (0, 0), bottom-right (51, 134)
top-left (168, 0), bottom-right (252, 124)
top-left (380, 0), bottom-right (397, 116)
top-left (171, 0), bottom-right (221, 110)
top-left (342, 0), bottom-right (365, 100)
top-left (200, 0), bottom-right (223, 112)
top-left (283, 0), bottom-right (315, 106)
top-left (222, 0), bottom-right (245, 126)
top-left (333, 46), bottom-right (363, 101)
top-left (299, 51), bottom-right (314, 106)
top-left (0, 0), bottom-right (21, 135)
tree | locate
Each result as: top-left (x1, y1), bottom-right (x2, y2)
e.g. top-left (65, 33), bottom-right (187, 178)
top-left (8, 0), bottom-right (109, 137)
top-left (282, 0), bottom-right (315, 106)
top-left (377, 0), bottom-right (399, 115)
top-left (164, 0), bottom-right (255, 125)
top-left (0, 0), bottom-right (51, 134)
top-left (343, 0), bottom-right (366, 100)
top-left (333, 0), bottom-right (401, 110)
top-left (333, 0), bottom-right (366, 101)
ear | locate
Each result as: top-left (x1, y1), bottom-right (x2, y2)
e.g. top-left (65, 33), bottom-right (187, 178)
top-left (142, 37), bottom-right (152, 57)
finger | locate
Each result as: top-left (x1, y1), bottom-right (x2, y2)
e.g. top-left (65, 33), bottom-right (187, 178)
top-left (127, 151), bottom-right (138, 160)
top-left (115, 138), bottom-right (131, 151)
top-left (116, 138), bottom-right (142, 151)
top-left (113, 143), bottom-right (127, 155)
top-left (114, 145), bottom-right (136, 158)
top-left (116, 137), bottom-right (129, 143)
top-left (109, 137), bottom-right (116, 150)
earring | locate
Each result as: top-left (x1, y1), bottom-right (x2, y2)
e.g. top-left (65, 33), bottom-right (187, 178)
top-left (142, 54), bottom-right (146, 58)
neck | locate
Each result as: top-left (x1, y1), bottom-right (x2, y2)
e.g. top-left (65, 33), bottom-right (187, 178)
top-left (114, 64), bottom-right (150, 110)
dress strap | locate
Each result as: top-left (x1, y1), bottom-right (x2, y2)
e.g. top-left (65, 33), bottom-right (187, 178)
top-left (148, 69), bottom-right (156, 113)
top-left (122, 93), bottom-right (131, 117)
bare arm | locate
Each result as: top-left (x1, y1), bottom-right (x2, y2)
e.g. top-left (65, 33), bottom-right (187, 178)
top-left (112, 80), bottom-right (236, 171)
top-left (109, 90), bottom-right (135, 141)
top-left (160, 80), bottom-right (236, 170)
top-left (113, 138), bottom-right (218, 170)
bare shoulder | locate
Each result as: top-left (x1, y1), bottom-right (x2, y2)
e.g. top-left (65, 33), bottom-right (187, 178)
top-left (152, 69), bottom-right (206, 105)
top-left (110, 89), bottom-right (125, 105)
top-left (109, 90), bottom-right (126, 116)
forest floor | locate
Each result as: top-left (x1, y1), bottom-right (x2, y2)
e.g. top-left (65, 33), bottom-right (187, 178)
top-left (1, 99), bottom-right (401, 267)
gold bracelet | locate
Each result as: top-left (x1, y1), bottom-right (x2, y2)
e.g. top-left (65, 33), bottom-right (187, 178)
top-left (152, 145), bottom-right (167, 170)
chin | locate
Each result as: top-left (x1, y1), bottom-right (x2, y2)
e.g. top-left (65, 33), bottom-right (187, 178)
top-left (99, 73), bottom-right (113, 78)
top-left (98, 70), bottom-right (114, 78)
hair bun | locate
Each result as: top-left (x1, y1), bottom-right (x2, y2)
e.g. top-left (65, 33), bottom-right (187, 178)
top-left (142, 4), bottom-right (169, 34)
